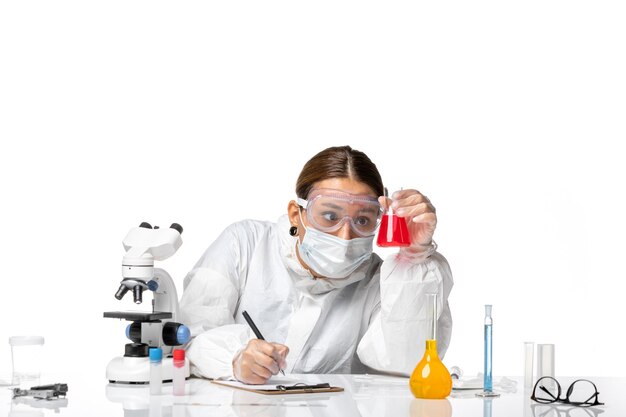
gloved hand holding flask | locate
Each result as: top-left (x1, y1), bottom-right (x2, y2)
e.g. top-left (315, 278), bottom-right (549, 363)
top-left (378, 189), bottom-right (438, 261)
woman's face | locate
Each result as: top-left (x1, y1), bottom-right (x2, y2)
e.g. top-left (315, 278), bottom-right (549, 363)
top-left (289, 178), bottom-right (380, 241)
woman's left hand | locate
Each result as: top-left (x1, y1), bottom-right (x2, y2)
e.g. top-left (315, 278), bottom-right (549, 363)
top-left (378, 189), bottom-right (437, 251)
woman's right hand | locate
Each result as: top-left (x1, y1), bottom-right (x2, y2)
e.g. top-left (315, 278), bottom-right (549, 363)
top-left (232, 339), bottom-right (289, 384)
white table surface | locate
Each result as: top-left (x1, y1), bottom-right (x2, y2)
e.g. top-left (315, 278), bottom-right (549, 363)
top-left (2, 373), bottom-right (624, 417)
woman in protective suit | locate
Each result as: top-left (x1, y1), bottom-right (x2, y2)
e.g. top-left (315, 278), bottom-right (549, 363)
top-left (179, 145), bottom-right (453, 384)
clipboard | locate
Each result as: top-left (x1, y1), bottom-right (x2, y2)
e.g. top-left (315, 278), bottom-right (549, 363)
top-left (211, 380), bottom-right (344, 395)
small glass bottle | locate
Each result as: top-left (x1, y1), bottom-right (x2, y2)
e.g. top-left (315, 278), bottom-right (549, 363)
top-left (172, 349), bottom-right (186, 396)
top-left (149, 347), bottom-right (163, 395)
top-left (409, 293), bottom-right (452, 399)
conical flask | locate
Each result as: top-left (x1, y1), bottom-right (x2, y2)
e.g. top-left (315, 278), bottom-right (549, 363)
top-left (409, 293), bottom-right (452, 399)
top-left (377, 187), bottom-right (411, 247)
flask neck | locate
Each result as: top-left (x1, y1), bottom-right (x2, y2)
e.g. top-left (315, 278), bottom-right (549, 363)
top-left (425, 339), bottom-right (439, 357)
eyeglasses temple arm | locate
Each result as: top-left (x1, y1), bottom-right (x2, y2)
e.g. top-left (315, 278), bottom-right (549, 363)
top-left (539, 385), bottom-right (558, 400)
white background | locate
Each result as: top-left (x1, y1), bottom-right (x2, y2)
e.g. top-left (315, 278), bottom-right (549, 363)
top-left (1, 1), bottom-right (624, 380)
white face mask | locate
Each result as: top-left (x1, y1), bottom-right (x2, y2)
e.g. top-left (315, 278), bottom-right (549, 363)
top-left (297, 226), bottom-right (374, 279)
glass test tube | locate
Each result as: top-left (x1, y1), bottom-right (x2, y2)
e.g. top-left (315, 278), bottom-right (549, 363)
top-left (537, 344), bottom-right (555, 389)
top-left (524, 342), bottom-right (534, 388)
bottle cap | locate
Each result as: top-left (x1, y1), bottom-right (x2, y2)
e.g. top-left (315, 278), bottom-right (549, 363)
top-left (149, 347), bottom-right (162, 362)
top-left (173, 349), bottom-right (185, 361)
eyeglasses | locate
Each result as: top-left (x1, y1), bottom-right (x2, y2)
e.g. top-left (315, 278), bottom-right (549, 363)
top-left (297, 189), bottom-right (383, 237)
top-left (531, 377), bottom-right (604, 408)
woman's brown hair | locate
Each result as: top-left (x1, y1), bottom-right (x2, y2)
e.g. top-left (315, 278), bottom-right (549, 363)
top-left (295, 146), bottom-right (384, 199)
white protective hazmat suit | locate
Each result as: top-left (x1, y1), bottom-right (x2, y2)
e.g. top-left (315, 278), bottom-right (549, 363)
top-left (179, 215), bottom-right (453, 378)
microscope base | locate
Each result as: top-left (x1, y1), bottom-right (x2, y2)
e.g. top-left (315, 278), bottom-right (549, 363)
top-left (106, 356), bottom-right (190, 384)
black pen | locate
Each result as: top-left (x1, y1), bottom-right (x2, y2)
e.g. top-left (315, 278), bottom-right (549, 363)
top-left (242, 310), bottom-right (285, 376)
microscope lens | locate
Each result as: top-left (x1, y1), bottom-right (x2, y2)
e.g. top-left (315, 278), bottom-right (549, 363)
top-left (133, 285), bottom-right (143, 304)
top-left (115, 284), bottom-right (129, 300)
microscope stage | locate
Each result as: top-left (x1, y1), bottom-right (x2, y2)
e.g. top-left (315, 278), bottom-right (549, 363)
top-left (103, 311), bottom-right (173, 321)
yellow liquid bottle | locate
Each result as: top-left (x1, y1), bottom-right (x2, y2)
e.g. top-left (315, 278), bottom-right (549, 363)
top-left (409, 293), bottom-right (452, 399)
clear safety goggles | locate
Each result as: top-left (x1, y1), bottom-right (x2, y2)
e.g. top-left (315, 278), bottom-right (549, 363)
top-left (297, 189), bottom-right (383, 237)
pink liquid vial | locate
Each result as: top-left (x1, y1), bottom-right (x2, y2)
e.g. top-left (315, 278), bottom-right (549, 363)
top-left (173, 349), bottom-right (186, 396)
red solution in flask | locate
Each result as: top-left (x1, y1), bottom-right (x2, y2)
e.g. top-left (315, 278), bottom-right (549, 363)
top-left (377, 210), bottom-right (411, 247)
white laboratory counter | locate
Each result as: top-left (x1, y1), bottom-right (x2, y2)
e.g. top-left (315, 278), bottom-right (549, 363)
top-left (2, 373), bottom-right (625, 417)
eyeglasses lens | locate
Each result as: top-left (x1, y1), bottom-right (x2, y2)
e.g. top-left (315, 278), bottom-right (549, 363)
top-left (534, 378), bottom-right (560, 403)
top-left (566, 380), bottom-right (600, 406)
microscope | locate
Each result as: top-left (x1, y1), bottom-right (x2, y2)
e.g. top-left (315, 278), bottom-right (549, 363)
top-left (104, 222), bottom-right (191, 384)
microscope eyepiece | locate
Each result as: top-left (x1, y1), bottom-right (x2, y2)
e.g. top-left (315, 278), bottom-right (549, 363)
top-left (115, 284), bottom-right (129, 300)
top-left (170, 223), bottom-right (183, 234)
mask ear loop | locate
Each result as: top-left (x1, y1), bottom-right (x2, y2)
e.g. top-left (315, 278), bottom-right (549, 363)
top-left (295, 206), bottom-right (325, 280)
top-left (295, 196), bottom-right (313, 237)
top-left (297, 205), bottom-right (306, 232)
top-left (296, 197), bottom-right (315, 234)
